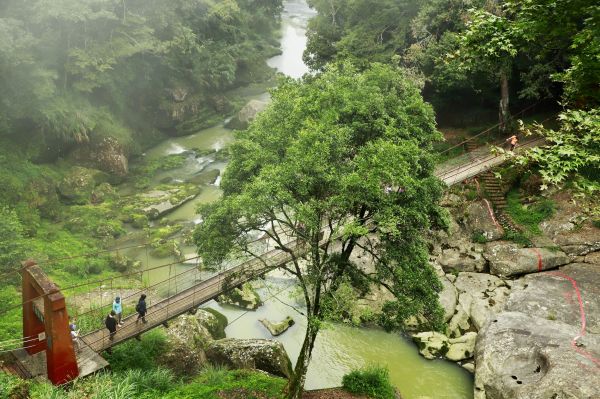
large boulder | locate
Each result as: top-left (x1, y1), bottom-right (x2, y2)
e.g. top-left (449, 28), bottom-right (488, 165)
top-left (484, 242), bottom-right (570, 277)
top-left (260, 316), bottom-right (295, 337)
top-left (206, 338), bottom-right (293, 379)
top-left (437, 246), bottom-right (487, 273)
top-left (217, 283), bottom-right (263, 310)
top-left (139, 185), bottom-right (200, 220)
top-left (538, 191), bottom-right (600, 256)
top-left (57, 167), bottom-right (107, 204)
top-left (412, 331), bottom-right (450, 360)
top-left (226, 100), bottom-right (268, 130)
top-left (446, 332), bottom-right (478, 362)
top-left (70, 136), bottom-right (129, 176)
top-left (161, 314), bottom-right (211, 376)
top-left (196, 308), bottom-right (228, 339)
top-left (474, 312), bottom-right (600, 399)
top-left (439, 277), bottom-right (458, 322)
top-left (506, 263), bottom-right (600, 334)
top-left (465, 200), bottom-right (504, 241)
top-left (453, 272), bottom-right (510, 331)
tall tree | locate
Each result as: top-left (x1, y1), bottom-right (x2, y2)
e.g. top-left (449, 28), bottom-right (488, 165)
top-left (194, 63), bottom-right (445, 398)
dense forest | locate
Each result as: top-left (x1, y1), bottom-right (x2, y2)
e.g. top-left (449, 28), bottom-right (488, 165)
top-left (0, 0), bottom-right (283, 339)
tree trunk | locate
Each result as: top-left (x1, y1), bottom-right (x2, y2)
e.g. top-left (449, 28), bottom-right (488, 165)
top-left (287, 321), bottom-right (320, 399)
top-left (499, 71), bottom-right (510, 133)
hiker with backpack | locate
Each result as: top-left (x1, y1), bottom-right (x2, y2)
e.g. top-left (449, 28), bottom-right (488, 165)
top-left (136, 294), bottom-right (147, 324)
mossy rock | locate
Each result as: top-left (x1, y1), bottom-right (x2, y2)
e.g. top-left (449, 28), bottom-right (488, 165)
top-left (109, 253), bottom-right (142, 273)
top-left (217, 283), bottom-right (262, 310)
top-left (150, 240), bottom-right (182, 259)
top-left (260, 316), bottom-right (295, 336)
top-left (189, 169), bottom-right (220, 185)
top-left (91, 182), bottom-right (117, 204)
top-left (57, 166), bottom-right (108, 205)
top-left (196, 308), bottom-right (228, 340)
top-left (131, 213), bottom-right (149, 229)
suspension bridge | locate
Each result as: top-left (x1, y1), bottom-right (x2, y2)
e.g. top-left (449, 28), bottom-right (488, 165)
top-left (0, 114), bottom-right (547, 385)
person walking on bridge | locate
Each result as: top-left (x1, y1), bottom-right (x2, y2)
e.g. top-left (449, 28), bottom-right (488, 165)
top-left (105, 310), bottom-right (118, 341)
top-left (136, 294), bottom-right (147, 324)
top-left (112, 296), bottom-right (123, 326)
top-left (506, 134), bottom-right (518, 151)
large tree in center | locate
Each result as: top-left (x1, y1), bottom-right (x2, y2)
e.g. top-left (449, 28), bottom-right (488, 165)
top-left (193, 63), bottom-right (445, 398)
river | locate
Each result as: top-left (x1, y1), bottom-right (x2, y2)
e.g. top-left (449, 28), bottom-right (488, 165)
top-left (123, 1), bottom-right (474, 397)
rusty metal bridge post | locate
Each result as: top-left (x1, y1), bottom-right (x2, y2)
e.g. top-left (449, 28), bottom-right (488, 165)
top-left (21, 259), bottom-right (79, 385)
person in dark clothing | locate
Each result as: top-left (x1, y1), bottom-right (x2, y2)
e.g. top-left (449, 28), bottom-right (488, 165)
top-left (136, 294), bottom-right (147, 324)
top-left (105, 310), bottom-right (118, 341)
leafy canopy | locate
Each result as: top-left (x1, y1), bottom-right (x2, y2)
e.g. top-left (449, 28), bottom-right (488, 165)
top-left (194, 63), bottom-right (446, 332)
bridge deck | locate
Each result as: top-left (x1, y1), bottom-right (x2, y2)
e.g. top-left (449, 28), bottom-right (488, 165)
top-left (81, 240), bottom-right (303, 352)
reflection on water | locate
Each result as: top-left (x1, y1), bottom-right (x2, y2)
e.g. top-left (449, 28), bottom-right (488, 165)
top-left (267, 0), bottom-right (316, 78)
top-left (208, 270), bottom-right (474, 399)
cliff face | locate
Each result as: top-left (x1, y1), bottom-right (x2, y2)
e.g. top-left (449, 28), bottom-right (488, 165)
top-left (422, 186), bottom-right (600, 398)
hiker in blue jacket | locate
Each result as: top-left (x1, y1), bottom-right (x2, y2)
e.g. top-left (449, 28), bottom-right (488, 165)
top-left (112, 296), bottom-right (123, 326)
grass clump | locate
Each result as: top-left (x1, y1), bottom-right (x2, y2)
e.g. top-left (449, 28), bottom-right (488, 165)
top-left (164, 367), bottom-right (287, 399)
top-left (506, 189), bottom-right (555, 236)
top-left (342, 366), bottom-right (397, 399)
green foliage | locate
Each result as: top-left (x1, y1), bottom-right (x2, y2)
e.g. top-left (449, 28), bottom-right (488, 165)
top-left (506, 190), bottom-right (554, 236)
top-left (518, 109), bottom-right (600, 188)
top-left (163, 368), bottom-right (287, 399)
top-left (194, 63), bottom-right (445, 394)
top-left (503, 230), bottom-right (532, 247)
top-left (342, 366), bottom-right (396, 399)
top-left (104, 329), bottom-right (170, 372)
top-left (0, 206), bottom-right (26, 276)
top-left (471, 231), bottom-right (488, 244)
top-left (0, 371), bottom-right (28, 399)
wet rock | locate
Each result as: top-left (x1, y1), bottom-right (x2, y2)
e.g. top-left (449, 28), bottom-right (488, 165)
top-left (454, 272), bottom-right (510, 331)
top-left (446, 332), bottom-right (477, 362)
top-left (57, 167), bottom-right (106, 204)
top-left (483, 242), bottom-right (570, 277)
top-left (412, 331), bottom-right (450, 360)
top-left (206, 338), bottom-right (293, 379)
top-left (217, 283), bottom-right (263, 310)
top-left (474, 311), bottom-right (600, 399)
top-left (466, 201), bottom-right (504, 241)
top-left (161, 314), bottom-right (211, 376)
top-left (189, 169), bottom-right (220, 185)
top-left (461, 361), bottom-right (475, 373)
top-left (226, 99), bottom-right (268, 130)
top-left (140, 186), bottom-right (200, 219)
top-left (260, 316), bottom-right (295, 336)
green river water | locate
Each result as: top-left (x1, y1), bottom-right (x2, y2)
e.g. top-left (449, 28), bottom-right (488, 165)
top-left (121, 1), bottom-right (474, 397)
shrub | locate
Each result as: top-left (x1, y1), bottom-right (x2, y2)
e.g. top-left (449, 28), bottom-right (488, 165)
top-left (471, 231), bottom-right (488, 243)
top-left (342, 366), bottom-right (396, 399)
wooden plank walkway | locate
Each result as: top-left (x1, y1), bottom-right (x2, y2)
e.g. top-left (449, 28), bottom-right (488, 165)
top-left (81, 239), bottom-right (306, 352)
top-left (436, 138), bottom-right (543, 186)
top-left (81, 138), bottom-right (544, 353)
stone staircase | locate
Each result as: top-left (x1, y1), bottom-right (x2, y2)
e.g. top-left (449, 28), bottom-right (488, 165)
top-left (465, 140), bottom-right (521, 234)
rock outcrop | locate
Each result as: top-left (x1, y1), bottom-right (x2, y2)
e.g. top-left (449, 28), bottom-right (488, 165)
top-left (484, 242), bottom-right (570, 277)
top-left (70, 136), bottom-right (129, 176)
top-left (217, 283), bottom-right (263, 310)
top-left (475, 312), bottom-right (600, 399)
top-left (57, 167), bottom-right (107, 205)
top-left (226, 99), bottom-right (268, 130)
top-left (206, 338), bottom-right (294, 379)
top-left (260, 316), bottom-right (295, 336)
top-left (161, 314), bottom-right (211, 376)
top-left (466, 200), bottom-right (504, 241)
